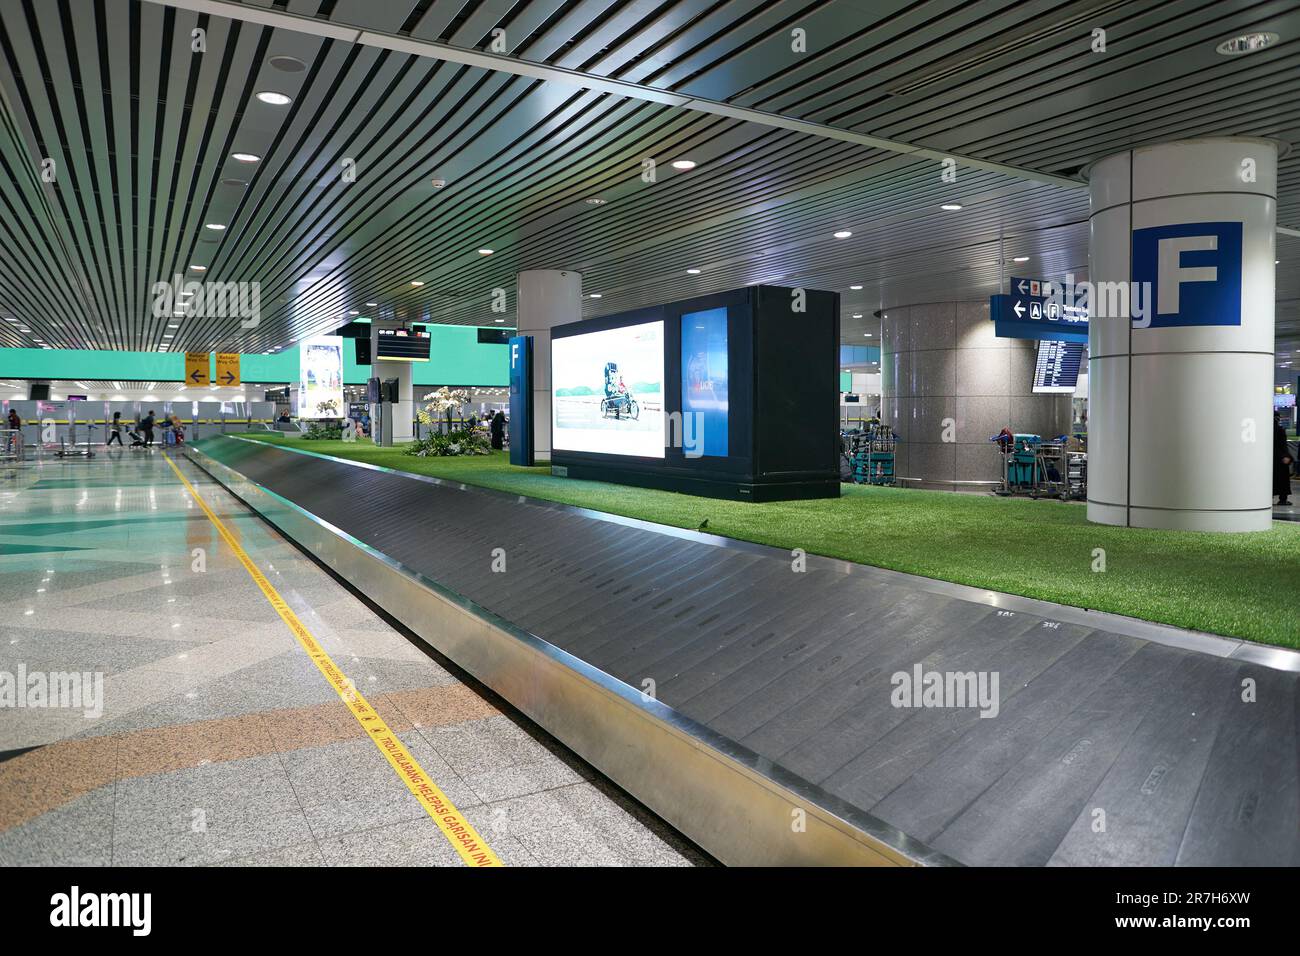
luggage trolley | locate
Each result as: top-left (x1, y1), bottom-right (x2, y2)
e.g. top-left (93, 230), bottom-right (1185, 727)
top-left (851, 423), bottom-right (898, 485)
top-left (0, 429), bottom-right (22, 464)
top-left (991, 431), bottom-right (1043, 496)
top-left (55, 418), bottom-right (96, 459)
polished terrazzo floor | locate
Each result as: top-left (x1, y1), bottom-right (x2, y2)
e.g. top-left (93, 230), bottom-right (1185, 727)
top-left (0, 448), bottom-right (702, 866)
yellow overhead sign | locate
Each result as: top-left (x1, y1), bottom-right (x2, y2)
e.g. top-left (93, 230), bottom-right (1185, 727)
top-left (185, 352), bottom-right (210, 386)
top-left (215, 352), bottom-right (241, 387)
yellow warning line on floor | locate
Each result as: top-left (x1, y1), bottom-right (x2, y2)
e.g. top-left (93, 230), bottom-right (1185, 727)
top-left (161, 452), bottom-right (502, 867)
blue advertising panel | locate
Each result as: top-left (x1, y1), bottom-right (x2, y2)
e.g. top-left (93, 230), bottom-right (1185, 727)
top-left (681, 307), bottom-right (729, 457)
top-left (508, 335), bottom-right (534, 466)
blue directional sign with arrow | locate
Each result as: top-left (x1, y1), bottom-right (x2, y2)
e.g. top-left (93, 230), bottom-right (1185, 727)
top-left (992, 277), bottom-right (1088, 343)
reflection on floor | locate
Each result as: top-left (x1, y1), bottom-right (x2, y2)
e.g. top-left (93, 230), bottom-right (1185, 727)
top-left (0, 449), bottom-right (704, 866)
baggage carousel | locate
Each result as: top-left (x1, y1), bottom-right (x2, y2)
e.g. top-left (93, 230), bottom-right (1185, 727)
top-left (186, 436), bottom-right (1300, 867)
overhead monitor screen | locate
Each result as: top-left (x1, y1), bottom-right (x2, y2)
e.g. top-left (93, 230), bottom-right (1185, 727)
top-left (376, 327), bottom-right (431, 361)
top-left (552, 320), bottom-right (664, 458)
top-left (1033, 340), bottom-right (1085, 394)
top-left (680, 307), bottom-right (729, 456)
top-left (1274, 393), bottom-right (1296, 410)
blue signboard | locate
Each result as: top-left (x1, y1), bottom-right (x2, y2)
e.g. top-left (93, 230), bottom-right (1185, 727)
top-left (508, 335), bottom-right (533, 466)
top-left (991, 293), bottom-right (1088, 343)
top-left (1131, 221), bottom-right (1243, 328)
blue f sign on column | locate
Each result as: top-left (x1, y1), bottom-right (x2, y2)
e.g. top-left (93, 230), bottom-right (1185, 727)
top-left (1130, 221), bottom-right (1243, 328)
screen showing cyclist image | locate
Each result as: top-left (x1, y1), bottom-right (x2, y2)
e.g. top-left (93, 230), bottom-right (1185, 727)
top-left (552, 320), bottom-right (664, 458)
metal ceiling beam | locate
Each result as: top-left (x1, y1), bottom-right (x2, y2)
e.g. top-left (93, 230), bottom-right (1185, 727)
top-left (142, 0), bottom-right (1086, 190)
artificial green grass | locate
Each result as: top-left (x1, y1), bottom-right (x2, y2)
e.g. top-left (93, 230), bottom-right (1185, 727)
top-left (232, 433), bottom-right (1300, 648)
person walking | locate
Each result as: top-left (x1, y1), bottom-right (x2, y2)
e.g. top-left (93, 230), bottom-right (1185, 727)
top-left (1274, 413), bottom-right (1293, 507)
top-left (141, 410), bottom-right (156, 447)
top-left (106, 411), bottom-right (124, 446)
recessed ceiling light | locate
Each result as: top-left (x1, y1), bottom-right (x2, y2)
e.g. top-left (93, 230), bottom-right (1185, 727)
top-left (494, 318), bottom-right (505, 323)
top-left (267, 55), bottom-right (307, 73)
top-left (852, 313), bottom-right (863, 318)
top-left (410, 281), bottom-right (424, 287)
top-left (834, 230), bottom-right (853, 239)
top-left (585, 197), bottom-right (606, 205)
top-left (941, 203), bottom-right (963, 211)
top-left (850, 284), bottom-right (863, 290)
top-left (204, 223), bottom-right (226, 231)
top-left (686, 268), bottom-right (701, 275)
top-left (168, 324), bottom-right (179, 328)
top-left (256, 91), bottom-right (292, 106)
top-left (671, 160), bottom-right (696, 170)
top-left (864, 333), bottom-right (872, 337)
top-left (365, 302), bottom-right (377, 307)
top-left (190, 264), bottom-right (206, 271)
top-left (350, 310), bottom-right (360, 315)
top-left (230, 152), bottom-right (261, 163)
top-left (589, 293), bottom-right (602, 298)
top-left (1215, 32), bottom-right (1280, 56)
top-left (1012, 255), bottom-right (1030, 263)
top-left (477, 248), bottom-right (494, 255)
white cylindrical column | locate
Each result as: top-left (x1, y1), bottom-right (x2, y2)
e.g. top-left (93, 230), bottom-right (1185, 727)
top-left (1087, 137), bottom-right (1276, 532)
top-left (516, 269), bottom-right (582, 461)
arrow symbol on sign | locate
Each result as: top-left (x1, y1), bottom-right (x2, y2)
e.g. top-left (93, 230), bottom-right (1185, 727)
top-left (1013, 300), bottom-right (1025, 319)
top-left (1017, 280), bottom-right (1028, 294)
top-left (190, 370), bottom-right (202, 383)
top-left (222, 371), bottom-right (235, 384)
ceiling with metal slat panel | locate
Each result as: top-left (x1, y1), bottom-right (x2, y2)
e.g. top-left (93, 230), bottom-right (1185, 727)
top-left (0, 0), bottom-right (1296, 370)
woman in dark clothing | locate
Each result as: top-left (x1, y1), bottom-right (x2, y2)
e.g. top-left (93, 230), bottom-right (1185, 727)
top-left (141, 410), bottom-right (156, 447)
top-left (489, 410), bottom-right (506, 450)
top-left (1275, 414), bottom-right (1293, 506)
top-left (106, 411), bottom-right (123, 445)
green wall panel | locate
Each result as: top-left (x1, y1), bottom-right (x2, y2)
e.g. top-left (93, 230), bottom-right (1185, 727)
top-left (0, 327), bottom-right (507, 387)
top-left (0, 348), bottom-right (184, 380)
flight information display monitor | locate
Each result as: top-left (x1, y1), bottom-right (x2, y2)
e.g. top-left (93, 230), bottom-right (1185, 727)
top-left (376, 327), bottom-right (431, 361)
top-left (1033, 340), bottom-right (1084, 393)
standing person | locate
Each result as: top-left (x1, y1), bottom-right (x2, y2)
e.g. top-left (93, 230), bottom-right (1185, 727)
top-left (5, 408), bottom-right (19, 456)
top-left (106, 411), bottom-right (123, 446)
top-left (489, 410), bottom-right (505, 450)
top-left (141, 410), bottom-right (156, 447)
top-left (1275, 413), bottom-right (1293, 506)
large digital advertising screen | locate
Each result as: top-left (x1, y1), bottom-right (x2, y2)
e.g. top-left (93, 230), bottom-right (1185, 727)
top-left (681, 307), bottom-right (729, 457)
top-left (552, 320), bottom-right (664, 458)
top-left (299, 335), bottom-right (344, 418)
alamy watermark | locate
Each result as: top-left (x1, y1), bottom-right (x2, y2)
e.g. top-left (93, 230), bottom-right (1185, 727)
top-left (1037, 273), bottom-right (1155, 328)
top-left (891, 664), bottom-right (999, 718)
top-left (151, 274), bottom-right (261, 328)
top-left (0, 665), bottom-right (104, 718)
